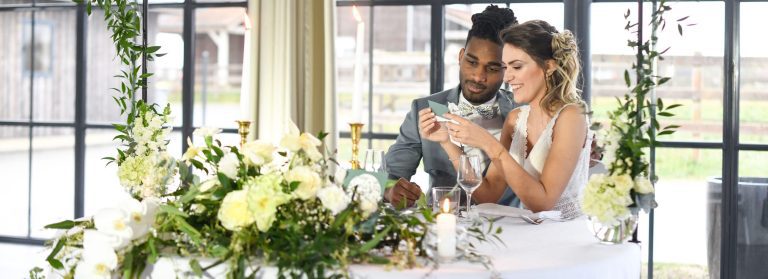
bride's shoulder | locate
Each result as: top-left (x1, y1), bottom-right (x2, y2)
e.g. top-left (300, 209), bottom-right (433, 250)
top-left (505, 105), bottom-right (528, 125)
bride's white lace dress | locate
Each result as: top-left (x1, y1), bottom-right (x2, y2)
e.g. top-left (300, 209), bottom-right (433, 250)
top-left (508, 104), bottom-right (592, 220)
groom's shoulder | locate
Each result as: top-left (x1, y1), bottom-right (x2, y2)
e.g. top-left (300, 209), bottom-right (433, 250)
top-left (412, 88), bottom-right (455, 107)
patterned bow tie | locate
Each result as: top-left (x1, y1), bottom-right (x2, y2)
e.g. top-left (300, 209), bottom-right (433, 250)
top-left (449, 101), bottom-right (499, 120)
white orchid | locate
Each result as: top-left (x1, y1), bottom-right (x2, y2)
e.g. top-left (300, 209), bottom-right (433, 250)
top-left (93, 208), bottom-right (132, 249)
top-left (74, 245), bottom-right (118, 279)
top-left (193, 127), bottom-right (223, 138)
top-left (120, 197), bottom-right (160, 240)
top-left (82, 230), bottom-right (122, 251)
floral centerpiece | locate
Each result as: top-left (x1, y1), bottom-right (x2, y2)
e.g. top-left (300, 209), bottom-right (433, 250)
top-left (31, 0), bottom-right (503, 278)
top-left (581, 0), bottom-right (690, 243)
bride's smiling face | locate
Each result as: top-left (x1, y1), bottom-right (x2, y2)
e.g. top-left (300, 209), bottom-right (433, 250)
top-left (502, 44), bottom-right (552, 104)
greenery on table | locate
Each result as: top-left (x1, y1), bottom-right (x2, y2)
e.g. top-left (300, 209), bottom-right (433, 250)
top-left (33, 1), bottom-right (504, 278)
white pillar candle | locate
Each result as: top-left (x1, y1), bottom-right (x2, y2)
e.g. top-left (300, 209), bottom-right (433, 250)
top-left (239, 12), bottom-right (252, 121)
top-left (351, 6), bottom-right (365, 123)
top-left (436, 198), bottom-right (456, 259)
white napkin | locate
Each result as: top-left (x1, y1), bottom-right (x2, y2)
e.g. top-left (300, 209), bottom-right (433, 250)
top-left (474, 203), bottom-right (563, 221)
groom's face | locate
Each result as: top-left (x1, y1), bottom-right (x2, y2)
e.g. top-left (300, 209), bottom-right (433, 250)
top-left (458, 38), bottom-right (505, 105)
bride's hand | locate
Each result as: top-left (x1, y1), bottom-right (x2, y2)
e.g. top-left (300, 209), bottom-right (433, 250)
top-left (418, 108), bottom-right (449, 143)
top-left (443, 113), bottom-right (496, 148)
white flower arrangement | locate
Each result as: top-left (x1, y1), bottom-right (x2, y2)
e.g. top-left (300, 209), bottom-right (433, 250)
top-left (582, 0), bottom-right (686, 228)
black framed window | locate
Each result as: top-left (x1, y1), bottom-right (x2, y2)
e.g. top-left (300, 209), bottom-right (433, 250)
top-left (335, 1), bottom-right (767, 278)
top-left (0, 0), bottom-right (248, 247)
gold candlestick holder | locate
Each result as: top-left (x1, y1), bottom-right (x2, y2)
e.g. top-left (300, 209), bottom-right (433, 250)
top-left (349, 122), bottom-right (364, 169)
top-left (236, 120), bottom-right (252, 148)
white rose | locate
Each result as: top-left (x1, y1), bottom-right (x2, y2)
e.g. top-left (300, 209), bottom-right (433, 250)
top-left (317, 185), bottom-right (350, 215)
top-left (241, 140), bottom-right (276, 166)
top-left (218, 190), bottom-right (255, 231)
top-left (285, 166), bottom-right (322, 200)
top-left (633, 176), bottom-right (655, 194)
top-left (218, 153), bottom-right (240, 179)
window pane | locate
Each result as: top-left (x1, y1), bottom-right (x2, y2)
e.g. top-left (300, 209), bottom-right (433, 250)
top-left (644, 148), bottom-right (720, 278)
top-left (87, 9), bottom-right (185, 125)
top-left (336, 5), bottom-right (371, 130)
top-left (194, 7), bottom-right (247, 129)
top-left (739, 3), bottom-right (768, 145)
top-left (195, 0), bottom-right (246, 2)
top-left (30, 127), bottom-right (74, 239)
top-left (0, 126), bottom-right (30, 237)
top-left (86, 10), bottom-right (126, 124)
top-left (152, 8), bottom-right (185, 126)
top-left (592, 2), bottom-right (724, 143)
top-left (0, 11), bottom-right (31, 122)
top-left (371, 5), bottom-right (430, 134)
top-left (32, 10), bottom-right (76, 122)
top-left (444, 3), bottom-right (564, 90)
top-left (84, 129), bottom-right (121, 216)
top-left (736, 151), bottom-right (768, 278)
top-left (0, 0), bottom-right (30, 6)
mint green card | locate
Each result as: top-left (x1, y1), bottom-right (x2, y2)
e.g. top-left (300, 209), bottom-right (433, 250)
top-left (428, 100), bottom-right (449, 117)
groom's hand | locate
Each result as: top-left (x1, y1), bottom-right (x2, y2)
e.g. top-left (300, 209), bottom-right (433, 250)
top-left (385, 178), bottom-right (422, 209)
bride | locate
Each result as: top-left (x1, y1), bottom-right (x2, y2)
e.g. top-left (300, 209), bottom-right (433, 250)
top-left (418, 20), bottom-right (591, 219)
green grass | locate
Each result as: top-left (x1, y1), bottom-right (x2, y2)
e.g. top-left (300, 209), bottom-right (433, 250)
top-left (642, 262), bottom-right (709, 279)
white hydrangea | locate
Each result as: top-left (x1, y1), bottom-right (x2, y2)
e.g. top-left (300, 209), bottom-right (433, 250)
top-left (346, 174), bottom-right (382, 216)
top-left (118, 152), bottom-right (176, 199)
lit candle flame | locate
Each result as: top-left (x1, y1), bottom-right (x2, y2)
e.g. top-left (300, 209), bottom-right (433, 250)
top-left (352, 5), bottom-right (362, 23)
top-left (441, 198), bottom-right (450, 213)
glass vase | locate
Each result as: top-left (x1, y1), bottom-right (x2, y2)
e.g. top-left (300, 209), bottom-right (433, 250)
top-left (590, 214), bottom-right (638, 244)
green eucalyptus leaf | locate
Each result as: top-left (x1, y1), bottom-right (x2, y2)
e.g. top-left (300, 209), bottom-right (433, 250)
top-left (44, 220), bottom-right (77, 229)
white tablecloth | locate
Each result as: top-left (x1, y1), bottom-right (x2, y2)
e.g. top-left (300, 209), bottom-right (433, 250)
top-left (147, 216), bottom-right (640, 279)
top-left (349, 216), bottom-right (640, 279)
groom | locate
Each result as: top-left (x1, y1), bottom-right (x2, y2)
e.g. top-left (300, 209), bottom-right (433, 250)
top-left (384, 5), bottom-right (520, 208)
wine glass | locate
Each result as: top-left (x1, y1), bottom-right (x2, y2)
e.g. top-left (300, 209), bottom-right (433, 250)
top-left (457, 154), bottom-right (482, 219)
top-left (364, 149), bottom-right (384, 172)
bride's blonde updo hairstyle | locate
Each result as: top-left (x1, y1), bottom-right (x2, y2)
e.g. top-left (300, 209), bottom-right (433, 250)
top-left (499, 20), bottom-right (585, 115)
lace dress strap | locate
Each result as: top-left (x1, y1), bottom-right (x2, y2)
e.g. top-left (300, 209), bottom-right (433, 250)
top-left (509, 106), bottom-right (530, 163)
top-left (541, 103), bottom-right (579, 144)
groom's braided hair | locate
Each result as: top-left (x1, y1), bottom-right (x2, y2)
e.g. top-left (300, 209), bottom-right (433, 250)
top-left (465, 5), bottom-right (518, 46)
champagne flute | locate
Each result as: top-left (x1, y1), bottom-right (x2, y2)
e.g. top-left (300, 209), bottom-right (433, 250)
top-left (374, 150), bottom-right (385, 173)
top-left (364, 149), bottom-right (375, 172)
top-left (457, 154), bottom-right (482, 219)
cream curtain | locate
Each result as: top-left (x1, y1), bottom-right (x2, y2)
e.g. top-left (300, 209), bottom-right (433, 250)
top-left (247, 0), bottom-right (337, 149)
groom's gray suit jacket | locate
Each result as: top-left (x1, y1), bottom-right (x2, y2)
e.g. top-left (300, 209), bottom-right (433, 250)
top-left (384, 86), bottom-right (520, 206)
